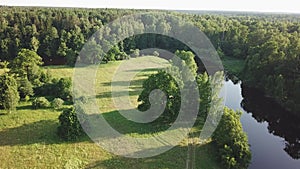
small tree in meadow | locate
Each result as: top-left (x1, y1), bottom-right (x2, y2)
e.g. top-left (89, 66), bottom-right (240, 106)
top-left (32, 97), bottom-right (50, 109)
top-left (51, 98), bottom-right (64, 109)
top-left (0, 74), bottom-right (20, 113)
top-left (57, 107), bottom-right (85, 140)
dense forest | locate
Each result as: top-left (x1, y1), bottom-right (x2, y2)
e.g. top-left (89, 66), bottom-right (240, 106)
top-left (0, 6), bottom-right (299, 114)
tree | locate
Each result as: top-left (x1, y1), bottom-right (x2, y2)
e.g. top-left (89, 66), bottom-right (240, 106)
top-left (56, 78), bottom-right (72, 100)
top-left (0, 74), bottom-right (20, 113)
top-left (51, 98), bottom-right (64, 109)
top-left (212, 108), bottom-right (251, 169)
top-left (18, 77), bottom-right (34, 99)
top-left (32, 97), bottom-right (50, 109)
top-left (196, 72), bottom-right (211, 117)
top-left (10, 49), bottom-right (43, 86)
top-left (174, 50), bottom-right (198, 77)
top-left (57, 107), bottom-right (85, 140)
top-left (38, 26), bottom-right (59, 57)
top-left (30, 36), bottom-right (40, 52)
top-left (138, 70), bottom-right (180, 122)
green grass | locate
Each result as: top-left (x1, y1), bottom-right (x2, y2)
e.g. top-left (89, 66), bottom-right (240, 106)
top-left (0, 56), bottom-right (221, 169)
top-left (221, 56), bottom-right (245, 78)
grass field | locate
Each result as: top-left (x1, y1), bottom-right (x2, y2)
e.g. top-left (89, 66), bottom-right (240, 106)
top-left (0, 57), bottom-right (221, 169)
top-left (221, 56), bottom-right (245, 78)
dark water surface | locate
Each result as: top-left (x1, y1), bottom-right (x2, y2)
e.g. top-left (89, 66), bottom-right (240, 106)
top-left (224, 80), bottom-right (300, 169)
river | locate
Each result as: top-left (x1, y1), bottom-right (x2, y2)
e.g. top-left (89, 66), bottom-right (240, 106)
top-left (224, 80), bottom-right (300, 169)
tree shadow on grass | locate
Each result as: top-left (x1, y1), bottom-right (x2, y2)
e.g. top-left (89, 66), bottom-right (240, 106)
top-left (85, 142), bottom-right (220, 169)
top-left (0, 119), bottom-right (89, 146)
top-left (16, 104), bottom-right (33, 110)
top-left (124, 68), bottom-right (161, 73)
top-left (96, 90), bottom-right (141, 99)
top-left (101, 79), bottom-right (145, 87)
top-left (101, 110), bottom-right (170, 135)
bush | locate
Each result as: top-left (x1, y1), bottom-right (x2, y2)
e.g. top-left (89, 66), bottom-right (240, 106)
top-left (32, 97), bottom-right (50, 109)
top-left (57, 107), bottom-right (85, 140)
top-left (212, 108), bottom-right (251, 169)
top-left (24, 95), bottom-right (30, 102)
top-left (130, 49), bottom-right (140, 57)
top-left (51, 98), bottom-right (64, 109)
top-left (18, 77), bottom-right (34, 99)
top-left (153, 51), bottom-right (159, 57)
top-left (34, 77), bottom-right (72, 100)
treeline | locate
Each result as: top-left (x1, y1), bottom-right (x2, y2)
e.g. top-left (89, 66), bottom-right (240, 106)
top-left (188, 14), bottom-right (300, 113)
top-left (0, 6), bottom-right (299, 112)
top-left (0, 7), bottom-right (136, 65)
top-left (1, 7), bottom-right (299, 61)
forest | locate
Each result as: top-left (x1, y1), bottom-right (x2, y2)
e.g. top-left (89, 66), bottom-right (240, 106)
top-left (0, 6), bottom-right (299, 169)
top-left (0, 7), bottom-right (299, 113)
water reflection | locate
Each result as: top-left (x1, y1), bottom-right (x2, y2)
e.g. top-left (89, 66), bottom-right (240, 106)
top-left (241, 84), bottom-right (300, 159)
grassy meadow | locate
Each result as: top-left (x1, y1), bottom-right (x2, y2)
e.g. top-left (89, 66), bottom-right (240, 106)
top-left (0, 57), bottom-right (221, 169)
top-left (221, 56), bottom-right (245, 78)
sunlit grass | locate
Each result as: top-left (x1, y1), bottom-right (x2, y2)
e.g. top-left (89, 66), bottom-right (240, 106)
top-left (0, 69), bottom-right (3, 75)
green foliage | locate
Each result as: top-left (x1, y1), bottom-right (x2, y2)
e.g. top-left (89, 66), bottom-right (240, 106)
top-left (9, 49), bottom-right (43, 86)
top-left (17, 77), bottom-right (34, 99)
top-left (212, 108), bottom-right (251, 169)
top-left (79, 38), bottom-right (103, 64)
top-left (56, 78), bottom-right (72, 100)
top-left (32, 97), bottom-right (50, 109)
top-left (138, 70), bottom-right (180, 122)
top-left (51, 98), bottom-right (64, 109)
top-left (243, 31), bottom-right (300, 113)
top-left (24, 95), bottom-right (30, 102)
top-left (40, 68), bottom-right (52, 83)
top-left (105, 45), bottom-right (128, 62)
top-left (138, 51), bottom-right (209, 123)
top-left (0, 74), bottom-right (20, 113)
top-left (196, 72), bottom-right (211, 117)
top-left (34, 77), bottom-right (72, 100)
top-left (57, 107), bottom-right (85, 140)
top-left (174, 50), bottom-right (198, 76)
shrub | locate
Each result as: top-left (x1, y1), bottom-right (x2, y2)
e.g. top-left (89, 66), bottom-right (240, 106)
top-left (153, 51), bottom-right (159, 57)
top-left (18, 77), bottom-right (34, 99)
top-left (34, 77), bottom-right (72, 100)
top-left (24, 95), bottom-right (30, 102)
top-left (130, 49), bottom-right (140, 57)
top-left (32, 97), bottom-right (50, 109)
top-left (51, 98), bottom-right (64, 109)
top-left (212, 108), bottom-right (251, 169)
top-left (57, 107), bottom-right (85, 140)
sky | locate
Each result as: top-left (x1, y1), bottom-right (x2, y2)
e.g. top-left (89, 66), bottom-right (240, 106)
top-left (1, 0), bottom-right (300, 14)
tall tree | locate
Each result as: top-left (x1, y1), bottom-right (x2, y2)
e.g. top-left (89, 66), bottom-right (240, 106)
top-left (10, 49), bottom-right (43, 85)
top-left (0, 74), bottom-right (20, 113)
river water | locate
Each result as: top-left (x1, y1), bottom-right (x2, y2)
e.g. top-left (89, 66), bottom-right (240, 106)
top-left (224, 80), bottom-right (300, 169)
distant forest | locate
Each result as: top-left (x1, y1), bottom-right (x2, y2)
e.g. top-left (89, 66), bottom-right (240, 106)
top-left (0, 6), bottom-right (299, 113)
